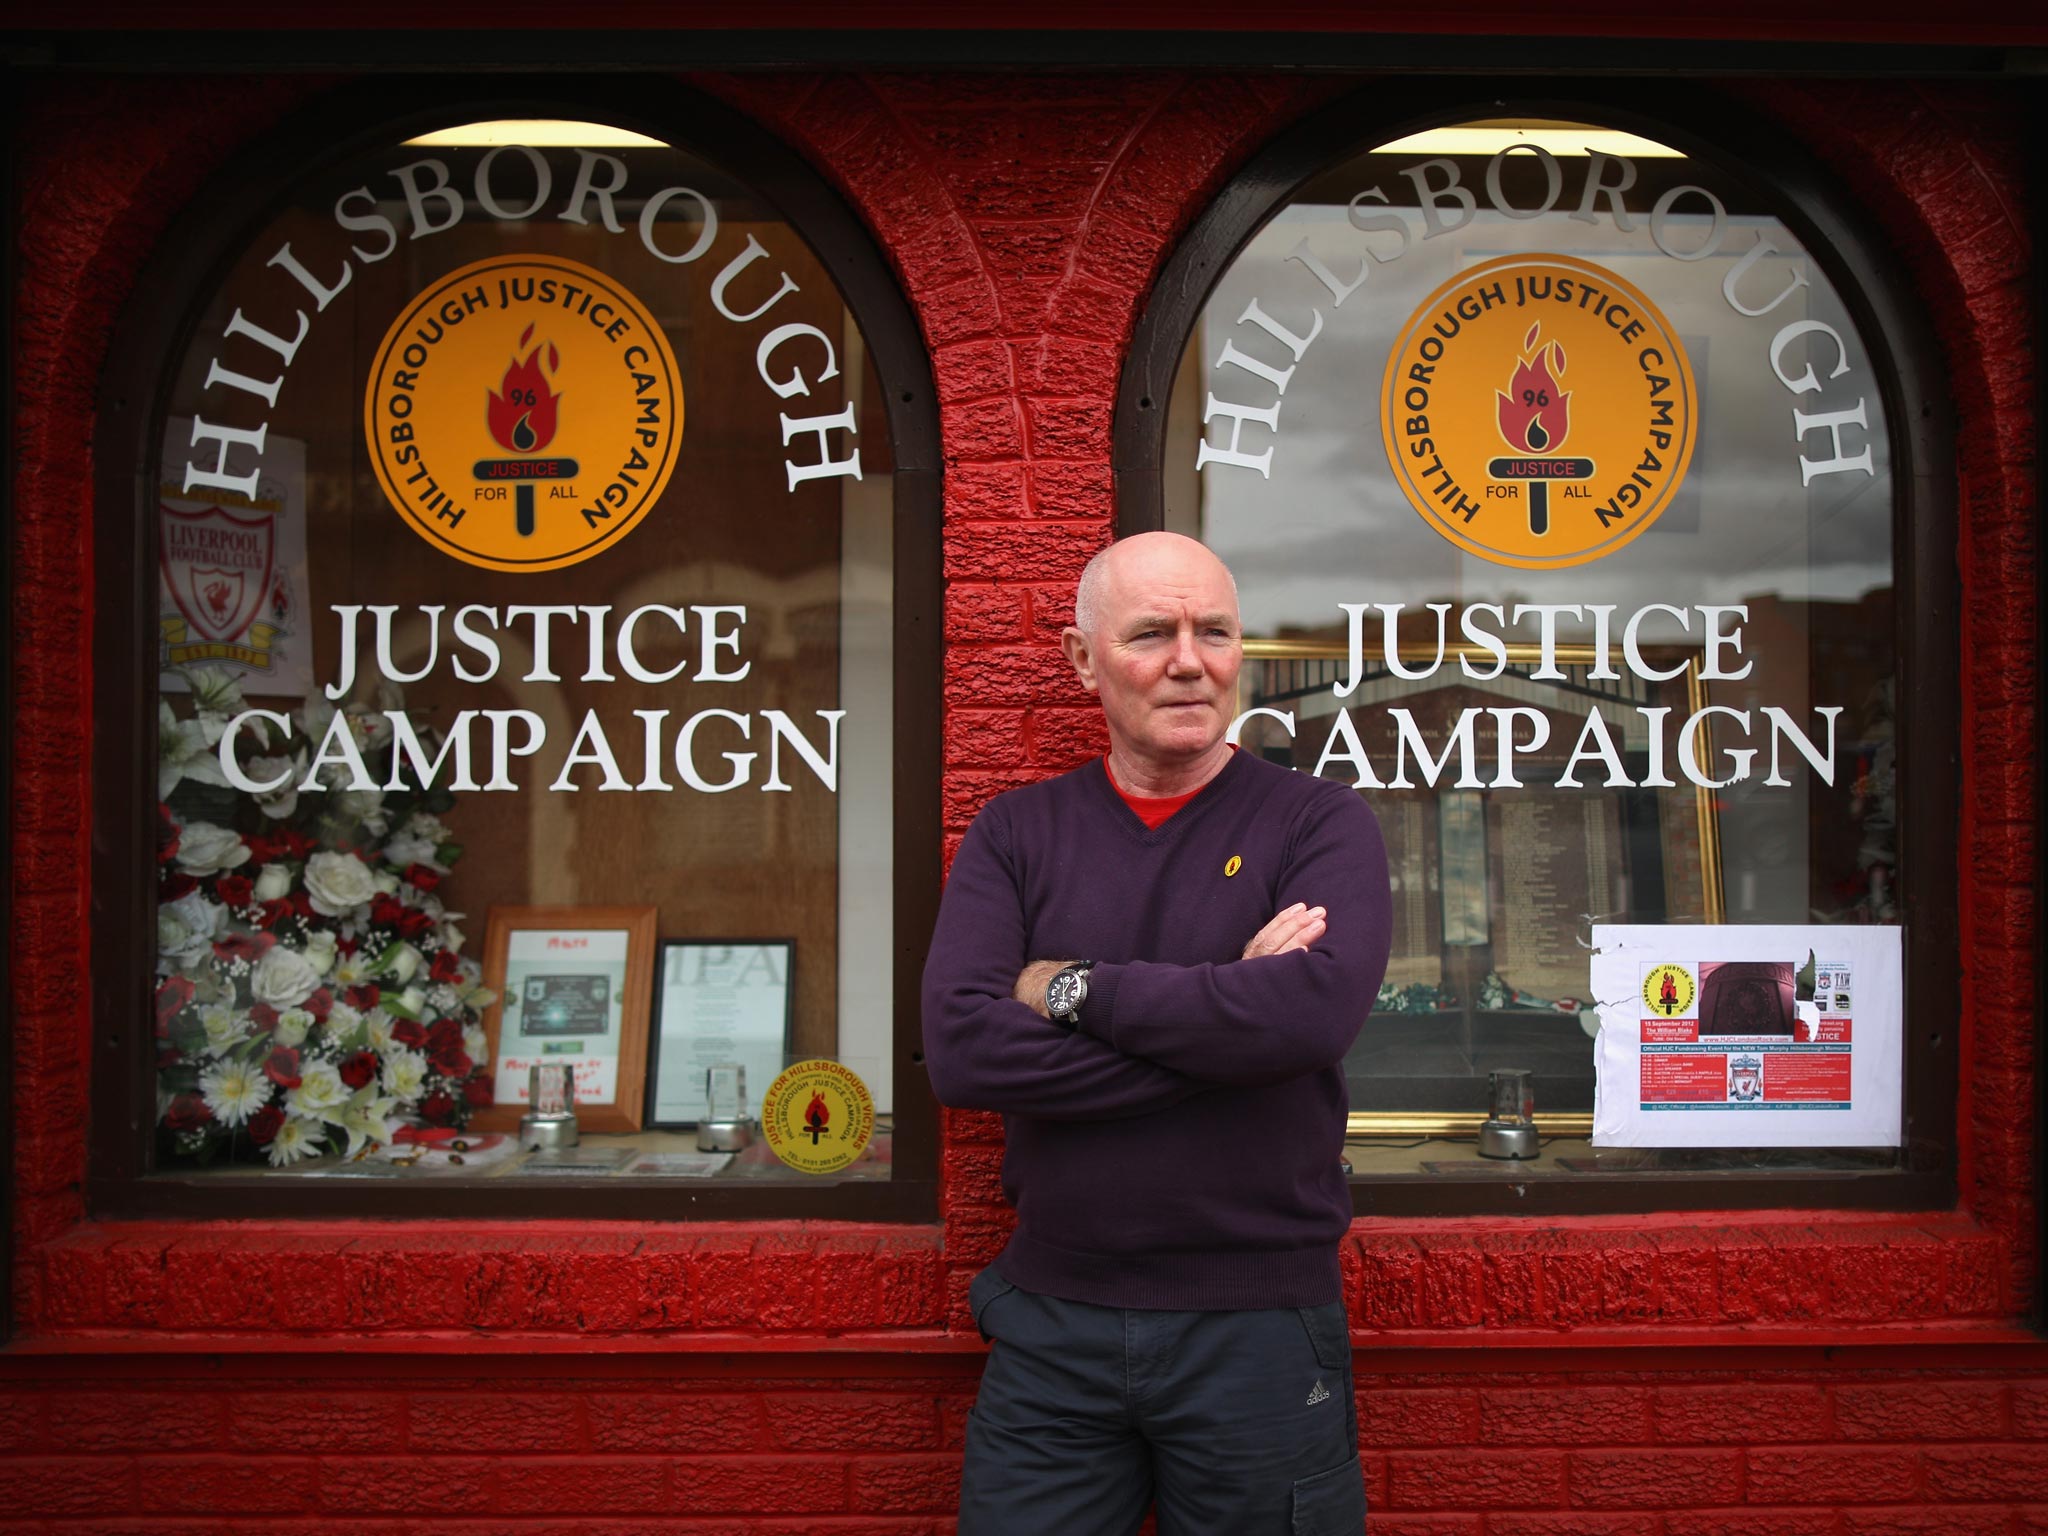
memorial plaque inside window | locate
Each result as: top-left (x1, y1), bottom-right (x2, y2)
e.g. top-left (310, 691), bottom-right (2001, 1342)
top-left (146, 118), bottom-right (903, 1186)
top-left (1158, 118), bottom-right (1904, 1174)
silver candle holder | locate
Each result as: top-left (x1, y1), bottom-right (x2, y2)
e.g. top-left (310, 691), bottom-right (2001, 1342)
top-left (520, 1061), bottom-right (580, 1150)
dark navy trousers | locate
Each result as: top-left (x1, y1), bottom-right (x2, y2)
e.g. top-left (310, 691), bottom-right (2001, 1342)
top-left (958, 1267), bottom-right (1366, 1535)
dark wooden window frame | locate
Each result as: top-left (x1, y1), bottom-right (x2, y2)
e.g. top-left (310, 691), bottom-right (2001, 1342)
top-left (1114, 79), bottom-right (1959, 1217)
top-left (88, 76), bottom-right (942, 1222)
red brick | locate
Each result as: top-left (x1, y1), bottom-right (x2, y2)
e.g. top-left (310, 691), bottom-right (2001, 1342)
top-left (1367, 1519), bottom-right (1483, 1536)
top-left (318, 1455), bottom-right (495, 1513)
top-left (1511, 1517), bottom-right (1655, 1536)
top-left (48, 1390), bottom-right (221, 1452)
top-left (2016, 1383), bottom-right (2048, 1438)
top-left (1028, 704), bottom-right (1109, 767)
top-left (943, 395), bottom-right (1026, 460)
top-left (946, 584), bottom-right (1030, 645)
top-left (1923, 1443), bottom-right (2048, 1501)
top-left (944, 520), bottom-right (1101, 583)
top-left (1026, 460), bottom-right (1114, 520)
top-left (588, 1393), bottom-right (763, 1455)
top-left (769, 1394), bottom-right (941, 1452)
top-left (946, 462), bottom-right (1030, 520)
top-left (496, 1457), bottom-right (669, 1513)
top-left (407, 1392), bottom-right (585, 1451)
top-left (1651, 1384), bottom-right (1829, 1444)
top-left (1383, 1449), bottom-right (1567, 1510)
top-left (1833, 1381), bottom-right (2005, 1441)
top-left (946, 645), bottom-right (1095, 710)
top-left (1664, 1513), bottom-right (1837, 1536)
top-left (1842, 1509), bottom-right (2016, 1535)
top-left (1022, 396), bottom-right (1111, 460)
top-left (1747, 1446), bottom-right (1923, 1504)
top-left (849, 1453), bottom-right (961, 1513)
top-left (670, 1455), bottom-right (845, 1513)
top-left (1568, 1448), bottom-right (1741, 1509)
top-left (1359, 1389), bottom-right (1479, 1448)
top-left (1484, 1387), bottom-right (1649, 1446)
top-left (0, 1456), bottom-right (137, 1514)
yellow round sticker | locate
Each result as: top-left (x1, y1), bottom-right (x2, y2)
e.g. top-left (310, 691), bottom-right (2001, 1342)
top-left (1643, 963), bottom-right (1697, 1020)
top-left (363, 254), bottom-right (683, 572)
top-left (1380, 253), bottom-right (1696, 569)
top-left (760, 1059), bottom-right (875, 1176)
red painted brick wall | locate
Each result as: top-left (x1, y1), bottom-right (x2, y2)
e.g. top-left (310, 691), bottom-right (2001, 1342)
top-left (6, 60), bottom-right (2041, 1531)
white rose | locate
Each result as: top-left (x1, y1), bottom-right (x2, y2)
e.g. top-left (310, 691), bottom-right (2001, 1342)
top-left (399, 985), bottom-right (428, 1017)
top-left (385, 943), bottom-right (422, 984)
top-left (303, 851), bottom-right (377, 916)
top-left (438, 920), bottom-right (466, 957)
top-left (463, 1023), bottom-right (490, 1063)
top-left (250, 945), bottom-right (321, 1010)
top-left (381, 1048), bottom-right (427, 1100)
top-left (252, 862), bottom-right (293, 902)
top-left (287, 1061), bottom-right (349, 1119)
top-left (372, 870), bottom-right (401, 896)
top-left (247, 757), bottom-right (301, 820)
top-left (175, 822), bottom-right (250, 876)
top-left (199, 1005), bottom-right (244, 1056)
top-left (334, 785), bottom-right (389, 836)
top-left (301, 930), bottom-right (337, 976)
top-left (272, 1008), bottom-right (315, 1048)
top-left (157, 891), bottom-right (224, 965)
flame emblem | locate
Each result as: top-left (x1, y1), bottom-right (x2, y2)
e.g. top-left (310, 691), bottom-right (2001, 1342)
top-left (1497, 324), bottom-right (1571, 454)
top-left (487, 324), bottom-right (561, 453)
top-left (804, 1090), bottom-right (831, 1145)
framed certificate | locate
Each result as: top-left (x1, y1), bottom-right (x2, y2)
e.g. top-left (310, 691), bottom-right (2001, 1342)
top-left (644, 940), bottom-right (795, 1129)
top-left (474, 905), bottom-right (657, 1135)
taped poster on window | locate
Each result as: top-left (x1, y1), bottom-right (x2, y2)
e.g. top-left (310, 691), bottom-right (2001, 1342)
top-left (1590, 924), bottom-right (1901, 1148)
top-left (158, 418), bottom-right (314, 699)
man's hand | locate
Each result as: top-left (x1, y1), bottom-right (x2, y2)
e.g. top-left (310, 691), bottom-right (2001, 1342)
top-left (1013, 958), bottom-right (1075, 1019)
top-left (1242, 902), bottom-right (1327, 959)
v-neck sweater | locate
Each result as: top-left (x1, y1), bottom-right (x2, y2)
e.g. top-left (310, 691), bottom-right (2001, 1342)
top-left (922, 749), bottom-right (1392, 1311)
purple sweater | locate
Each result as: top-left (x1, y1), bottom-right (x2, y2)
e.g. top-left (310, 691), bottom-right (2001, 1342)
top-left (921, 750), bottom-right (1391, 1311)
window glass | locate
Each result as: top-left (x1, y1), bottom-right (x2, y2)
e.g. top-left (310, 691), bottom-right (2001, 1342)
top-left (151, 119), bottom-right (897, 1183)
top-left (1165, 119), bottom-right (1898, 1172)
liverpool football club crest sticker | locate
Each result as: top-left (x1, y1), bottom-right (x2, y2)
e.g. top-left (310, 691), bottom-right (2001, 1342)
top-left (1380, 253), bottom-right (1697, 569)
top-left (760, 1058), bottom-right (875, 1175)
top-left (363, 254), bottom-right (683, 572)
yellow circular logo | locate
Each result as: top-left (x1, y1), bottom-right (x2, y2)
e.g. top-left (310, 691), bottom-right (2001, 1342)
top-left (760, 1058), bottom-right (875, 1175)
top-left (363, 255), bottom-right (683, 572)
top-left (1643, 963), bottom-right (1697, 1019)
top-left (1224, 855), bottom-right (1242, 878)
top-left (1381, 254), bottom-right (1696, 569)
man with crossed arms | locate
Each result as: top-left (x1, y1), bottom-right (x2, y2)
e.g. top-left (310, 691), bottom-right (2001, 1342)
top-left (923, 531), bottom-right (1391, 1535)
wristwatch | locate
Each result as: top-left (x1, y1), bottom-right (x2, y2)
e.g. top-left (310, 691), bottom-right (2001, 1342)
top-left (1045, 961), bottom-right (1097, 1027)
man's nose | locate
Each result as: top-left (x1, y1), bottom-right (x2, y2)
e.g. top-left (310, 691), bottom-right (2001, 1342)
top-left (1166, 629), bottom-right (1202, 675)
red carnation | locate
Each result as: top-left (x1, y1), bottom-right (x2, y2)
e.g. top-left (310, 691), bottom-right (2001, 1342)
top-left (212, 931), bottom-right (272, 964)
top-left (403, 863), bottom-right (443, 891)
top-left (215, 873), bottom-right (255, 908)
top-left (247, 1104), bottom-right (285, 1146)
top-left (343, 983), bottom-right (381, 1012)
top-left (303, 987), bottom-right (334, 1023)
top-left (276, 829), bottom-right (318, 859)
top-left (425, 1019), bottom-right (472, 1079)
top-left (291, 891), bottom-right (315, 920)
top-left (419, 1090), bottom-right (456, 1126)
top-left (164, 1092), bottom-right (214, 1133)
top-left (262, 1046), bottom-right (303, 1090)
top-left (336, 936), bottom-right (359, 957)
top-left (249, 1003), bottom-right (279, 1029)
top-left (391, 1017), bottom-right (427, 1049)
top-left (154, 975), bottom-right (196, 1033)
top-left (429, 948), bottom-right (464, 985)
top-left (243, 833), bottom-right (277, 863)
top-left (338, 1051), bottom-right (379, 1090)
top-left (369, 893), bottom-right (405, 929)
top-left (159, 871), bottom-right (198, 901)
top-left (253, 898), bottom-right (295, 930)
top-left (463, 1075), bottom-right (494, 1109)
top-left (397, 908), bottom-right (437, 941)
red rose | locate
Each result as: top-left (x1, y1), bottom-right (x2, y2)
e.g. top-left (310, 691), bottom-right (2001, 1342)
top-left (254, 898), bottom-right (294, 930)
top-left (159, 871), bottom-right (198, 901)
top-left (303, 987), bottom-right (334, 1023)
top-left (426, 1020), bottom-right (472, 1079)
top-left (336, 936), bottom-right (359, 957)
top-left (242, 833), bottom-right (276, 864)
top-left (391, 1018), bottom-right (427, 1049)
top-left (276, 829), bottom-right (317, 859)
top-left (291, 891), bottom-right (315, 920)
top-left (429, 948), bottom-right (464, 985)
top-left (262, 1046), bottom-right (303, 1090)
top-left (403, 862), bottom-right (443, 891)
top-left (164, 1092), bottom-right (214, 1133)
top-left (419, 1090), bottom-right (456, 1126)
top-left (215, 873), bottom-right (255, 908)
top-left (157, 805), bottom-right (182, 865)
top-left (211, 931), bottom-right (268, 964)
top-left (338, 1051), bottom-right (379, 1090)
top-left (463, 1075), bottom-right (494, 1108)
top-left (154, 975), bottom-right (196, 1033)
top-left (248, 1003), bottom-right (279, 1029)
top-left (369, 894), bottom-right (405, 929)
top-left (247, 1104), bottom-right (285, 1145)
top-left (343, 983), bottom-right (381, 1012)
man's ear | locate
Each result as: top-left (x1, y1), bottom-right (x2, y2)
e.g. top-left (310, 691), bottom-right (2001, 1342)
top-left (1060, 626), bottom-right (1100, 693)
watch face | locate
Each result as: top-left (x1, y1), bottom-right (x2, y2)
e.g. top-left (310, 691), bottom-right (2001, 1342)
top-left (1047, 968), bottom-right (1085, 1018)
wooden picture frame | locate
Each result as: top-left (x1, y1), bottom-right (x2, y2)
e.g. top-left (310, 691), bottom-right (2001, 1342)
top-left (643, 939), bottom-right (797, 1130)
top-left (473, 905), bottom-right (658, 1135)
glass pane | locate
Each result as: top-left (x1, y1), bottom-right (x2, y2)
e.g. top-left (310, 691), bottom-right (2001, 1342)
top-left (1167, 118), bottom-right (1897, 1173)
top-left (151, 121), bottom-right (894, 1183)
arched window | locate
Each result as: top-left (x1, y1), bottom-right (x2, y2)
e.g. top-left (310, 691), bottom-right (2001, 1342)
top-left (94, 82), bottom-right (939, 1218)
top-left (1115, 92), bottom-right (1954, 1212)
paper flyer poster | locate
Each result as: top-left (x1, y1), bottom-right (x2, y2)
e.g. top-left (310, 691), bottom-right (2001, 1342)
top-left (157, 417), bottom-right (314, 698)
top-left (1590, 924), bottom-right (1902, 1148)
top-left (490, 928), bottom-right (631, 1109)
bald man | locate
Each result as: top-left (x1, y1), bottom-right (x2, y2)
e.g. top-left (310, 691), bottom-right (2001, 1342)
top-left (923, 532), bottom-right (1391, 1536)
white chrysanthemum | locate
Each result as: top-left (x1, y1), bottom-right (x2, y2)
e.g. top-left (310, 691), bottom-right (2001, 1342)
top-left (272, 1008), bottom-right (315, 1048)
top-left (363, 1008), bottom-right (395, 1052)
top-left (199, 1059), bottom-right (272, 1126)
top-left (332, 952), bottom-right (375, 986)
top-left (286, 1061), bottom-right (349, 1120)
top-left (303, 851), bottom-right (377, 916)
top-left (174, 821), bottom-right (250, 876)
top-left (199, 1004), bottom-right (243, 1056)
top-left (427, 983), bottom-right (461, 1015)
top-left (324, 1000), bottom-right (362, 1035)
top-left (380, 1048), bottom-right (427, 1101)
top-left (263, 1115), bottom-right (326, 1167)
